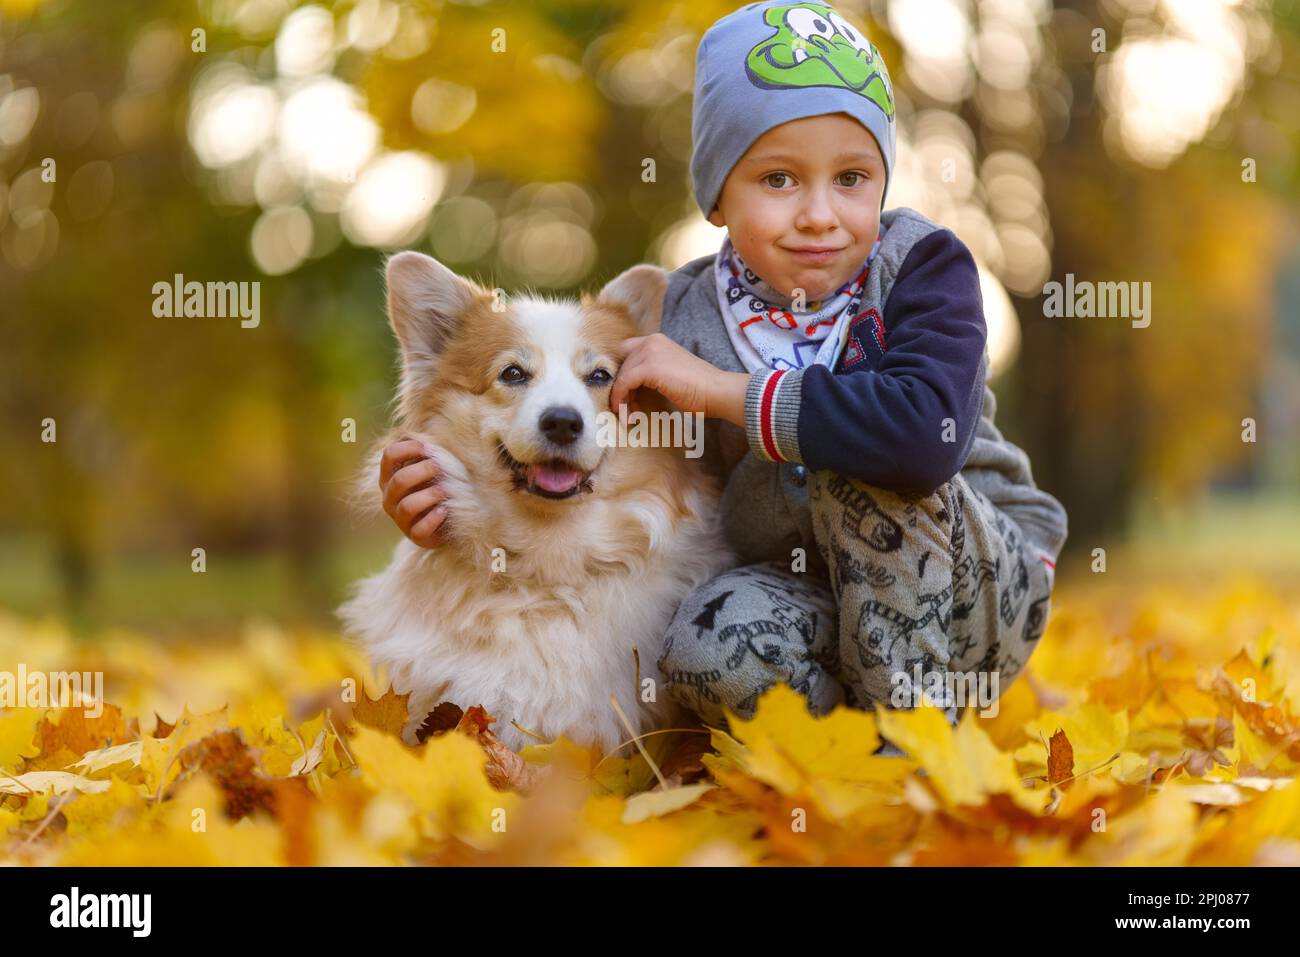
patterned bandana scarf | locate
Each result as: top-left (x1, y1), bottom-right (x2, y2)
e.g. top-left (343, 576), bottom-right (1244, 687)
top-left (714, 233), bottom-right (883, 374)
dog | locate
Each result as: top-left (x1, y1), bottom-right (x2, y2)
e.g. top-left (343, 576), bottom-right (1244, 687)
top-left (338, 252), bottom-right (735, 752)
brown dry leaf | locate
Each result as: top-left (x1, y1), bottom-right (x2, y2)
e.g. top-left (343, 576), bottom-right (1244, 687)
top-left (416, 702), bottom-right (465, 742)
top-left (350, 686), bottom-right (411, 738)
top-left (453, 706), bottom-right (549, 794)
top-left (175, 729), bottom-right (275, 820)
top-left (658, 732), bottom-right (713, 785)
top-left (1184, 716), bottom-right (1233, 777)
top-left (1211, 671), bottom-right (1297, 740)
top-left (1047, 729), bottom-right (1074, 787)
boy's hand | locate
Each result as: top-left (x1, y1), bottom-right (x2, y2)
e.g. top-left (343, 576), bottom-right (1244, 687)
top-left (611, 333), bottom-right (749, 428)
top-left (379, 438), bottom-right (449, 549)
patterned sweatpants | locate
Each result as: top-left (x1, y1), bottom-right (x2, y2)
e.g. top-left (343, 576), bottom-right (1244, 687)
top-left (657, 468), bottom-right (1056, 746)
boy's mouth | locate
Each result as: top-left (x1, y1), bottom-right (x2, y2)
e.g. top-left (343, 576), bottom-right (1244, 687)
top-left (784, 245), bottom-right (845, 264)
top-left (497, 444), bottom-right (595, 500)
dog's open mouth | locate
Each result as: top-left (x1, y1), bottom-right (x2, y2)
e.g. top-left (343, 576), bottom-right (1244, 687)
top-left (497, 445), bottom-right (595, 500)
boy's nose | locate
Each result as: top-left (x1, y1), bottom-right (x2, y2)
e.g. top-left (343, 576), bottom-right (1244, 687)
top-left (795, 188), bottom-right (838, 231)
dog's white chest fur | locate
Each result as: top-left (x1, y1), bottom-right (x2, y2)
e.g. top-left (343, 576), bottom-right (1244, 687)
top-left (340, 467), bottom-right (730, 752)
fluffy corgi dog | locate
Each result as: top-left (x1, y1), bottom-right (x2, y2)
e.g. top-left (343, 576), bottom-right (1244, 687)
top-left (338, 252), bottom-right (734, 752)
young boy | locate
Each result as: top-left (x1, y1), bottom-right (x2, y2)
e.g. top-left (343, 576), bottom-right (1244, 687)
top-left (379, 1), bottom-right (1068, 744)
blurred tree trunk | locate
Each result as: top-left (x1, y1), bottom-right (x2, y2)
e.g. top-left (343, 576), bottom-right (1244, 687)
top-left (1016, 2), bottom-right (1146, 557)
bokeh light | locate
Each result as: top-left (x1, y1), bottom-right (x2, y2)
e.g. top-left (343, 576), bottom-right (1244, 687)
top-left (250, 204), bottom-right (314, 275)
top-left (340, 151), bottom-right (444, 249)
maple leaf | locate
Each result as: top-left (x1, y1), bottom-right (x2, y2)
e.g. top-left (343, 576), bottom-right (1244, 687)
top-left (139, 705), bottom-right (230, 795)
top-left (347, 723), bottom-right (519, 847)
top-left (876, 704), bottom-right (1051, 813)
top-left (36, 704), bottom-right (130, 756)
top-left (720, 684), bottom-right (908, 821)
top-left (349, 686), bottom-right (411, 738)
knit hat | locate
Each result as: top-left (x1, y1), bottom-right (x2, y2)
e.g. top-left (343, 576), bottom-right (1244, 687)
top-left (690, 1), bottom-right (897, 219)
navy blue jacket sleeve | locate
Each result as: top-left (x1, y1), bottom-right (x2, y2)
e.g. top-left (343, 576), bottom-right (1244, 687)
top-left (741, 229), bottom-right (988, 496)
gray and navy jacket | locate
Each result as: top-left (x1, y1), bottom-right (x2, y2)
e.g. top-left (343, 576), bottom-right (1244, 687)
top-left (661, 206), bottom-right (1069, 576)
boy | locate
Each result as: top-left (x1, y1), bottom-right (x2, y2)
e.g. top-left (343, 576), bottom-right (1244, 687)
top-left (379, 1), bottom-right (1068, 744)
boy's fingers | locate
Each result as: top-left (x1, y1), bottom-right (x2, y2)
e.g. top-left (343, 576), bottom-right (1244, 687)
top-left (395, 486), bottom-right (447, 527)
top-left (397, 457), bottom-right (442, 492)
top-left (409, 505), bottom-right (449, 546)
top-left (380, 439), bottom-right (432, 488)
top-left (384, 460), bottom-right (443, 516)
top-left (610, 363), bottom-right (645, 412)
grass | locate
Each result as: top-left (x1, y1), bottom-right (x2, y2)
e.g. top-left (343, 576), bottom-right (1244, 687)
top-left (0, 489), bottom-right (1296, 635)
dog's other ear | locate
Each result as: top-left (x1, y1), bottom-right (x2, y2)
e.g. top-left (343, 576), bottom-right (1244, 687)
top-left (385, 251), bottom-right (483, 362)
top-left (597, 264), bottom-right (668, 337)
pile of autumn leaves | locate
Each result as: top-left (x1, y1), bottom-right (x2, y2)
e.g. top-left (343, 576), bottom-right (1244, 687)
top-left (3, 574), bottom-right (1300, 866)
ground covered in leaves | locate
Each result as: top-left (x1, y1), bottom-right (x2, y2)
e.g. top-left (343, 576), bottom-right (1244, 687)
top-left (3, 574), bottom-right (1300, 866)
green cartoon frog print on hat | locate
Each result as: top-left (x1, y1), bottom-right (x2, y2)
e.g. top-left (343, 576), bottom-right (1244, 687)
top-left (745, 2), bottom-right (895, 120)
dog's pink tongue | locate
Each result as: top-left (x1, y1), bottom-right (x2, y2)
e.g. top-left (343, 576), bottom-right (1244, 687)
top-left (530, 463), bottom-right (582, 493)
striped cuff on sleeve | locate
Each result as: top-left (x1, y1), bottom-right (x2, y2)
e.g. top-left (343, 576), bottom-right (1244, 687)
top-left (743, 367), bottom-right (805, 464)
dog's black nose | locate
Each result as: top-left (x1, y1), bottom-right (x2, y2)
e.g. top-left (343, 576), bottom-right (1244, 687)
top-left (539, 406), bottom-right (583, 446)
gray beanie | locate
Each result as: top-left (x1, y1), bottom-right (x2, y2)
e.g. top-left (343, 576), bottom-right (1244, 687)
top-left (690, 1), bottom-right (897, 219)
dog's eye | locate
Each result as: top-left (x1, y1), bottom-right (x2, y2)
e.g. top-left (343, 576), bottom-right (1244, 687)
top-left (499, 364), bottom-right (529, 384)
top-left (586, 368), bottom-right (612, 386)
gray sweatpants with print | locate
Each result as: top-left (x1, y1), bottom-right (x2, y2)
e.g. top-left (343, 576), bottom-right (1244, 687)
top-left (656, 467), bottom-right (1055, 750)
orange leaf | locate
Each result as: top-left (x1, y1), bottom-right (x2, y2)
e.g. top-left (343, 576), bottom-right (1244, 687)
top-left (1047, 728), bottom-right (1074, 787)
top-left (37, 704), bottom-right (130, 756)
top-left (349, 686), bottom-right (411, 738)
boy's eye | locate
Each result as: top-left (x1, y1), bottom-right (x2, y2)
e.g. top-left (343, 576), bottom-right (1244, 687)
top-left (586, 368), bottom-right (612, 386)
top-left (764, 172), bottom-right (791, 188)
top-left (499, 364), bottom-right (529, 384)
top-left (838, 172), bottom-right (865, 187)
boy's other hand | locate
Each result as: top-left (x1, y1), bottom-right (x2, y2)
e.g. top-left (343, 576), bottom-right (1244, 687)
top-left (611, 333), bottom-right (749, 428)
top-left (379, 438), bottom-right (449, 549)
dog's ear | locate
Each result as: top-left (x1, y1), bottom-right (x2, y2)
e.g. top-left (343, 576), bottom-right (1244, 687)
top-left (385, 251), bottom-right (484, 363)
top-left (597, 264), bottom-right (668, 337)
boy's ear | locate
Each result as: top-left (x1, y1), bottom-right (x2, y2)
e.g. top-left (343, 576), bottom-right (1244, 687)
top-left (596, 263), bottom-right (668, 337)
top-left (384, 250), bottom-right (484, 382)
